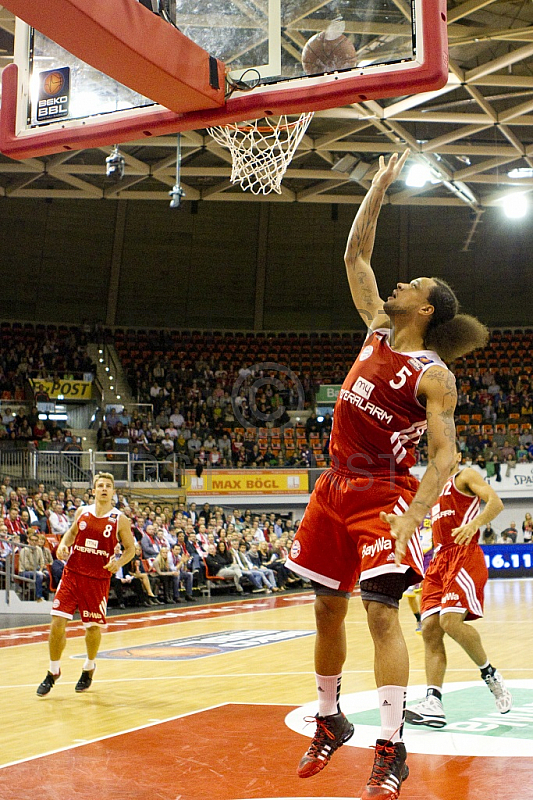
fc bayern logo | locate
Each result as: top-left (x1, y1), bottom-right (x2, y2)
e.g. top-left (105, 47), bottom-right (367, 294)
top-left (79, 520), bottom-right (87, 530)
top-left (359, 345), bottom-right (373, 361)
top-left (53, 598), bottom-right (60, 608)
top-left (290, 540), bottom-right (301, 559)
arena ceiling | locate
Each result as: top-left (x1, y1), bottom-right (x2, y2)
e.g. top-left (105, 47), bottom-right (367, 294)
top-left (1, 0), bottom-right (533, 221)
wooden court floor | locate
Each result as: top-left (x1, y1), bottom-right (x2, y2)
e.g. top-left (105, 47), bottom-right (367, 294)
top-left (1, 579), bottom-right (532, 800)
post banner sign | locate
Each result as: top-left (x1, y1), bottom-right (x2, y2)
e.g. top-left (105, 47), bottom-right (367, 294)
top-left (185, 469), bottom-right (309, 495)
top-left (316, 385), bottom-right (341, 404)
top-left (30, 379), bottom-right (93, 400)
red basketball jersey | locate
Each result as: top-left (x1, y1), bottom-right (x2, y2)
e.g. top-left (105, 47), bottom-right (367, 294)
top-left (432, 472), bottom-right (480, 551)
top-left (330, 329), bottom-right (449, 473)
top-left (67, 504), bottom-right (121, 579)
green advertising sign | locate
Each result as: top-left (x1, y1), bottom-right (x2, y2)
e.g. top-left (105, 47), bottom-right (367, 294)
top-left (316, 385), bottom-right (341, 404)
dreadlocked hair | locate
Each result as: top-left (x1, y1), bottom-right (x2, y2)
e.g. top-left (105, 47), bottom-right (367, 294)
top-left (424, 278), bottom-right (489, 363)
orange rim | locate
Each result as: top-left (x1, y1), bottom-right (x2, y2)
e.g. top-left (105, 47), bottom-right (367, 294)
top-left (221, 117), bottom-right (310, 134)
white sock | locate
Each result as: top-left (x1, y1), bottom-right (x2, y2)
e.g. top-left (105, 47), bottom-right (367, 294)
top-left (378, 685), bottom-right (407, 743)
top-left (49, 660), bottom-right (61, 675)
top-left (316, 673), bottom-right (342, 717)
top-left (83, 658), bottom-right (96, 671)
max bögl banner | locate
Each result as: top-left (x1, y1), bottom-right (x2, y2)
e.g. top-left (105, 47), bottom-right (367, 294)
top-left (185, 470), bottom-right (309, 495)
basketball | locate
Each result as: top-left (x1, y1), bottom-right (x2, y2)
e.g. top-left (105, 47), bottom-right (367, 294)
top-left (43, 71), bottom-right (64, 96)
top-left (301, 27), bottom-right (357, 75)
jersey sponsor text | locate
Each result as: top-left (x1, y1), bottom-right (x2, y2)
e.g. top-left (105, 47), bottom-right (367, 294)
top-left (339, 388), bottom-right (393, 424)
top-left (362, 537), bottom-right (393, 558)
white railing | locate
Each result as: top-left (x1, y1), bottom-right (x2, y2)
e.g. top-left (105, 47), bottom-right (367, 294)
top-left (91, 451), bottom-right (185, 484)
top-left (0, 446), bottom-right (185, 487)
top-left (0, 447), bottom-right (91, 486)
top-left (0, 538), bottom-right (38, 604)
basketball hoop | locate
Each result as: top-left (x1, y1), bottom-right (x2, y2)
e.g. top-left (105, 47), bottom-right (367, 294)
top-left (207, 112), bottom-right (314, 195)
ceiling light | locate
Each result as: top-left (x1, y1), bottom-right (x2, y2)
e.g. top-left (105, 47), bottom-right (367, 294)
top-left (503, 194), bottom-right (528, 219)
top-left (508, 167), bottom-right (533, 179)
top-left (405, 164), bottom-right (431, 187)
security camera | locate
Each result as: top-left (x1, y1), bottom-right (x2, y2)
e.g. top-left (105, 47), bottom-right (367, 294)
top-left (106, 147), bottom-right (125, 181)
top-left (169, 183), bottom-right (185, 209)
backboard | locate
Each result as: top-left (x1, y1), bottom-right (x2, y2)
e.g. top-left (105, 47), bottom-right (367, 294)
top-left (0, 0), bottom-right (448, 159)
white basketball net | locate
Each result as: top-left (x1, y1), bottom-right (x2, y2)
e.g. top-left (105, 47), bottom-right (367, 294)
top-left (207, 112), bottom-right (314, 195)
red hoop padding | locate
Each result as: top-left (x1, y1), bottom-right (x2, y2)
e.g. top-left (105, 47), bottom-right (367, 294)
top-left (0, 0), bottom-right (448, 160)
top-left (0, 0), bottom-right (225, 114)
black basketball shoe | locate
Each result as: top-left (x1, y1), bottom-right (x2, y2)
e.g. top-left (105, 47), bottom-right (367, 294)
top-left (36, 670), bottom-right (61, 697)
top-left (75, 667), bottom-right (95, 693)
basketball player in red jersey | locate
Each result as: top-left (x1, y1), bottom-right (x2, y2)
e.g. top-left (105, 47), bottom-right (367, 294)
top-left (405, 445), bottom-right (511, 728)
top-left (286, 151), bottom-right (489, 799)
top-left (37, 473), bottom-right (135, 696)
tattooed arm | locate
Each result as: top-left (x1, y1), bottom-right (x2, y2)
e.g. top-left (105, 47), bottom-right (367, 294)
top-left (344, 150), bottom-right (409, 330)
top-left (380, 365), bottom-right (457, 565)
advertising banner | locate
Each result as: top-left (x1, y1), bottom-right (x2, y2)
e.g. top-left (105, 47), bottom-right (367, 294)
top-left (184, 469), bottom-right (308, 495)
top-left (316, 385), bottom-right (341, 404)
top-left (30, 379), bottom-right (93, 400)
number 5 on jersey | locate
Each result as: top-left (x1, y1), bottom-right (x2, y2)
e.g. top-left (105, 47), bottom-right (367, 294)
top-left (389, 366), bottom-right (413, 389)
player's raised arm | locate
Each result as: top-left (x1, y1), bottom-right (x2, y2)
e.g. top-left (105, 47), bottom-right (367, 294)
top-left (380, 364), bottom-right (457, 564)
top-left (452, 469), bottom-right (504, 546)
top-left (344, 150), bottom-right (409, 330)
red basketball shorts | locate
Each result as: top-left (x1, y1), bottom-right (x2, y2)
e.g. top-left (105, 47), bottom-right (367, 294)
top-left (421, 544), bottom-right (488, 622)
top-left (51, 566), bottom-right (111, 627)
top-left (286, 469), bottom-right (424, 594)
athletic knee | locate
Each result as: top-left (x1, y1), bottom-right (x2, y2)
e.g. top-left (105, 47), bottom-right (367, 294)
top-left (439, 612), bottom-right (462, 637)
top-left (421, 615), bottom-right (444, 646)
top-left (314, 595), bottom-right (348, 632)
top-left (50, 616), bottom-right (67, 635)
top-left (366, 600), bottom-right (399, 638)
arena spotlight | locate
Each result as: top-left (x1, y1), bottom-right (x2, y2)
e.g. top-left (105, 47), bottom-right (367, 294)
top-left (106, 145), bottom-right (126, 181)
top-left (503, 193), bottom-right (528, 219)
top-left (405, 163), bottom-right (431, 187)
top-left (169, 184), bottom-right (185, 209)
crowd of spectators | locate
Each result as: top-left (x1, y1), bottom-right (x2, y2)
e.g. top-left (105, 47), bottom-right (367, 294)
top-left (2, 321), bottom-right (533, 475)
top-left (0, 404), bottom-right (79, 449)
top-left (438, 368), bottom-right (533, 471)
top-left (0, 323), bottom-right (95, 401)
top-left (481, 517), bottom-right (533, 545)
top-left (98, 402), bottom-right (334, 472)
top-left (2, 475), bottom-right (533, 606)
top-left (102, 364), bottom-right (533, 473)
top-left (0, 478), bottom-right (307, 605)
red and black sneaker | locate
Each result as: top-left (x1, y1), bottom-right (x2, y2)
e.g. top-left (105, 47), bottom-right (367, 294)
top-left (297, 712), bottom-right (354, 778)
top-left (362, 739), bottom-right (409, 799)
